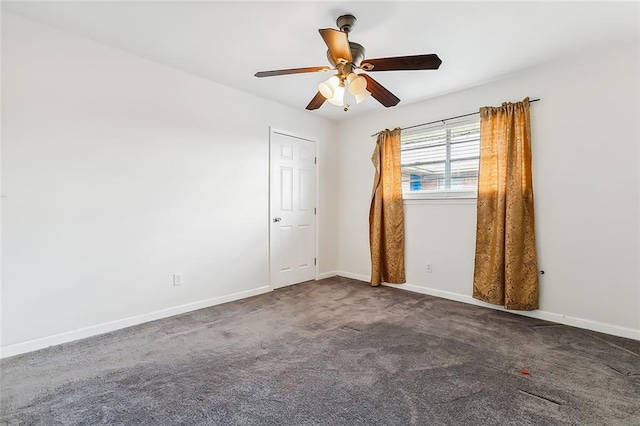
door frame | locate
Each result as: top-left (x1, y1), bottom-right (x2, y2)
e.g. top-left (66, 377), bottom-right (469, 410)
top-left (268, 127), bottom-right (319, 289)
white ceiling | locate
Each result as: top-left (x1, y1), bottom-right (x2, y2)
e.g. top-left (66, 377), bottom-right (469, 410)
top-left (3, 1), bottom-right (638, 121)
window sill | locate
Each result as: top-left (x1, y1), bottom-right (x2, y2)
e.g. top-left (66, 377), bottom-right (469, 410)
top-left (403, 197), bottom-right (477, 205)
top-left (403, 192), bottom-right (478, 201)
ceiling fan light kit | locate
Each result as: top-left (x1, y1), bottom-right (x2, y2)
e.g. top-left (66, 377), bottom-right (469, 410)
top-left (318, 72), bottom-right (368, 109)
top-left (254, 14), bottom-right (442, 112)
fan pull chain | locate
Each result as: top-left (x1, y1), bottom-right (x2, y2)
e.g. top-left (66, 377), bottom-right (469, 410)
top-left (343, 85), bottom-right (349, 112)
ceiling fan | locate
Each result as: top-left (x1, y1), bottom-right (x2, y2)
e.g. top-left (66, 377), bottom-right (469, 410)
top-left (254, 14), bottom-right (442, 111)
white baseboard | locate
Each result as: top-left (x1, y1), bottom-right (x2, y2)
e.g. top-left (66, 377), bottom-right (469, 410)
top-left (4, 275), bottom-right (636, 359)
top-left (316, 271), bottom-right (338, 280)
top-left (332, 272), bottom-right (639, 341)
top-left (0, 285), bottom-right (272, 359)
top-left (335, 270), bottom-right (370, 282)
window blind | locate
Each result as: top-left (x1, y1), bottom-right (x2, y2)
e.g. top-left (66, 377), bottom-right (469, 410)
top-left (401, 117), bottom-right (480, 196)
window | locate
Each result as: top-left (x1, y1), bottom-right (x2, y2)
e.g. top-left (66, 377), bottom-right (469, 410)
top-left (401, 117), bottom-right (480, 199)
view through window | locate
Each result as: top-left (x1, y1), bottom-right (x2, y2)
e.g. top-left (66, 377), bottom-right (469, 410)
top-left (400, 118), bottom-right (480, 198)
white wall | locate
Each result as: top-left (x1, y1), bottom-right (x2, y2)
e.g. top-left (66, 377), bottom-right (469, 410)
top-left (335, 44), bottom-right (639, 339)
top-left (2, 12), bottom-right (638, 358)
top-left (1, 13), bottom-right (338, 354)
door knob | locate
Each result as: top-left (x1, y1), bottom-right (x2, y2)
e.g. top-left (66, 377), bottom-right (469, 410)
top-left (273, 217), bottom-right (282, 223)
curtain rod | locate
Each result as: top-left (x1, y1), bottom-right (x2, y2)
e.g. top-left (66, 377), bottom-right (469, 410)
top-left (371, 98), bottom-right (541, 137)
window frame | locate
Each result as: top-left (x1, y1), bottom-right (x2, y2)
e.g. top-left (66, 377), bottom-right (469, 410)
top-left (400, 116), bottom-right (480, 200)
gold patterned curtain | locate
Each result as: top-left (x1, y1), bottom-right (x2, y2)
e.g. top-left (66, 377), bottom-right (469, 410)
top-left (473, 98), bottom-right (539, 310)
top-left (369, 128), bottom-right (405, 286)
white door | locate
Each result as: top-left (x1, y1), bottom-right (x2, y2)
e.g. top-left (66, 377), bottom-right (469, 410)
top-left (269, 130), bottom-right (316, 289)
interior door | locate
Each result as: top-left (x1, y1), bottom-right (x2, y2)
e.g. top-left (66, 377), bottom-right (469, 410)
top-left (269, 130), bottom-right (316, 289)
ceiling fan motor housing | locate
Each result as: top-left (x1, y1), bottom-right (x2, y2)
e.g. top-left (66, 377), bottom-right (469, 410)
top-left (336, 14), bottom-right (357, 33)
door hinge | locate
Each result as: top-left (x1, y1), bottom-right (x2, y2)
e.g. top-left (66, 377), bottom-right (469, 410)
top-left (314, 207), bottom-right (317, 215)
top-left (314, 258), bottom-right (317, 266)
top-left (314, 157), bottom-right (317, 164)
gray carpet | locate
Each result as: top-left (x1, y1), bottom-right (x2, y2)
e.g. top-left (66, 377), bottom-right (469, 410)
top-left (1, 277), bottom-right (639, 425)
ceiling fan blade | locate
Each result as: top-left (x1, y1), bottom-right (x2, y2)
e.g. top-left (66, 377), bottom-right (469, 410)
top-left (319, 28), bottom-right (352, 63)
top-left (363, 54), bottom-right (442, 72)
top-left (255, 66), bottom-right (331, 78)
top-left (361, 74), bottom-right (400, 108)
top-left (306, 92), bottom-right (326, 110)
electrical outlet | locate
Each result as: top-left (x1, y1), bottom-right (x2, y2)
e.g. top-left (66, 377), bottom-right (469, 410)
top-left (426, 263), bottom-right (432, 273)
top-left (173, 273), bottom-right (182, 286)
